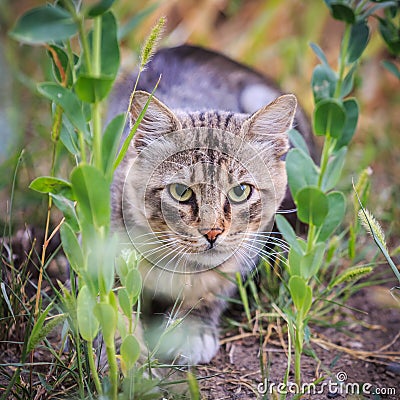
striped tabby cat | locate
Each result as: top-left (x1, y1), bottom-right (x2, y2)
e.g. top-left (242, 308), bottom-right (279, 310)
top-left (111, 45), bottom-right (309, 364)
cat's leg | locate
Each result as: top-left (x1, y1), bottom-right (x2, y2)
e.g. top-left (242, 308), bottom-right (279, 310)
top-left (146, 297), bottom-right (228, 365)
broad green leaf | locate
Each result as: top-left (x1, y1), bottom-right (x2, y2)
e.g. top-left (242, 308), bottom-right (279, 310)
top-left (312, 64), bottom-right (337, 103)
top-left (77, 285), bottom-right (99, 341)
top-left (347, 22), bottom-right (370, 64)
top-left (94, 303), bottom-right (116, 347)
top-left (86, 0), bottom-right (115, 17)
top-left (60, 222), bottom-right (85, 273)
top-left (288, 129), bottom-right (310, 156)
top-left (29, 176), bottom-right (74, 200)
top-left (60, 115), bottom-right (80, 156)
top-left (382, 60), bottom-right (400, 79)
top-left (275, 214), bottom-right (305, 255)
top-left (116, 256), bottom-right (129, 284)
top-left (48, 45), bottom-right (73, 86)
top-left (70, 165), bottom-right (110, 229)
top-left (37, 83), bottom-right (88, 136)
top-left (286, 149), bottom-right (319, 200)
top-left (100, 12), bottom-right (120, 77)
top-left (120, 334), bottom-right (141, 370)
top-left (340, 64), bottom-right (357, 98)
top-left (313, 99), bottom-right (346, 138)
top-left (309, 42), bottom-right (329, 66)
top-left (318, 191), bottom-right (346, 242)
top-left (289, 276), bottom-right (312, 316)
top-left (288, 239), bottom-right (307, 276)
top-left (125, 269), bottom-right (142, 302)
top-left (9, 5), bottom-right (78, 44)
top-left (102, 114), bottom-right (125, 179)
top-left (118, 288), bottom-right (132, 318)
top-left (51, 194), bottom-right (79, 232)
top-left (296, 187), bottom-right (329, 227)
top-left (300, 242), bottom-right (326, 280)
top-left (335, 98), bottom-right (359, 149)
top-left (321, 147), bottom-right (347, 191)
top-left (98, 236), bottom-right (117, 295)
top-left (75, 75), bottom-right (114, 103)
top-left (330, 3), bottom-right (355, 23)
top-left (379, 17), bottom-right (400, 55)
top-left (360, 2), bottom-right (397, 20)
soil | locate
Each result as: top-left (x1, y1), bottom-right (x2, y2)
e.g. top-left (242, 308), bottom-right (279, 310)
top-left (197, 279), bottom-right (400, 400)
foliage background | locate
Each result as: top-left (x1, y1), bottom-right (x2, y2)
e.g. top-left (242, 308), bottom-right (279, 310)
top-left (0, 0), bottom-right (399, 241)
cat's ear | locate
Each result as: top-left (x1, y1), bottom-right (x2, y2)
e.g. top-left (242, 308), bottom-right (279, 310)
top-left (130, 90), bottom-right (182, 149)
top-left (242, 94), bottom-right (297, 158)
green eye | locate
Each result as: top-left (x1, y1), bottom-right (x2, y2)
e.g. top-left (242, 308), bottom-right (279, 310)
top-left (168, 183), bottom-right (193, 202)
top-left (228, 184), bottom-right (252, 203)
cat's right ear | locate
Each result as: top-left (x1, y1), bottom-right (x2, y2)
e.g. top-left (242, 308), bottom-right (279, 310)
top-left (130, 91), bottom-right (182, 150)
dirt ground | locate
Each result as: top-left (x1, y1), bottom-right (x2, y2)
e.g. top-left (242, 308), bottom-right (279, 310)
top-left (197, 278), bottom-right (400, 400)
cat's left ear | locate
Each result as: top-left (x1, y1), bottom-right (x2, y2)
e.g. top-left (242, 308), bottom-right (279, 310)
top-left (130, 90), bottom-right (182, 150)
top-left (242, 94), bottom-right (297, 158)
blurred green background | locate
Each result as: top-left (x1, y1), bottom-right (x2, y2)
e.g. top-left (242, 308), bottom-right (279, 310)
top-left (0, 0), bottom-right (399, 240)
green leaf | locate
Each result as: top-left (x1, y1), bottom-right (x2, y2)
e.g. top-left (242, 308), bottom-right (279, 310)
top-left (341, 63), bottom-right (357, 98)
top-left (296, 187), bottom-right (329, 227)
top-left (27, 302), bottom-right (67, 353)
top-left (9, 5), bottom-right (78, 44)
top-left (289, 276), bottom-right (312, 316)
top-left (335, 98), bottom-right (359, 149)
top-left (379, 17), bottom-right (400, 55)
top-left (99, 12), bottom-right (120, 78)
top-left (94, 303), bottom-right (116, 347)
top-left (312, 64), bottom-right (337, 104)
top-left (37, 83), bottom-right (88, 136)
top-left (29, 176), bottom-right (74, 200)
top-left (86, 0), bottom-right (115, 17)
top-left (47, 45), bottom-right (73, 86)
top-left (116, 256), bottom-right (129, 284)
top-left (118, 3), bottom-right (159, 40)
top-left (288, 129), bottom-right (310, 156)
top-left (382, 60), bottom-right (400, 79)
top-left (309, 42), bottom-right (329, 66)
top-left (60, 222), bottom-right (85, 273)
top-left (125, 269), bottom-right (142, 302)
top-left (313, 98), bottom-right (346, 138)
top-left (118, 288), bottom-right (132, 318)
top-left (330, 3), bottom-right (355, 23)
top-left (288, 240), bottom-right (307, 276)
top-left (70, 165), bottom-right (110, 229)
top-left (120, 335), bottom-right (141, 370)
top-left (347, 21), bottom-right (370, 64)
top-left (321, 147), bottom-right (347, 191)
top-left (318, 191), bottom-right (346, 242)
top-left (286, 149), bottom-right (319, 200)
top-left (60, 116), bottom-right (81, 156)
top-left (75, 75), bottom-right (114, 103)
top-left (98, 236), bottom-right (117, 295)
top-left (51, 194), bottom-right (79, 232)
top-left (300, 242), bottom-right (326, 280)
top-left (102, 114), bottom-right (125, 179)
top-left (77, 285), bottom-right (99, 341)
top-left (275, 214), bottom-right (305, 255)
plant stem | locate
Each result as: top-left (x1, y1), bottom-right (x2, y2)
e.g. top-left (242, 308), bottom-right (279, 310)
top-left (106, 344), bottom-right (118, 400)
top-left (334, 23), bottom-right (351, 99)
top-left (88, 340), bottom-right (103, 395)
top-left (92, 16), bottom-right (103, 170)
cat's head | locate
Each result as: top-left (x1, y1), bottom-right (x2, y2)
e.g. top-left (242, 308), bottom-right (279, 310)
top-left (117, 91), bottom-right (296, 273)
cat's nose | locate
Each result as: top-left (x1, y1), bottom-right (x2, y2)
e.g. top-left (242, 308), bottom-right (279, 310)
top-left (199, 227), bottom-right (224, 246)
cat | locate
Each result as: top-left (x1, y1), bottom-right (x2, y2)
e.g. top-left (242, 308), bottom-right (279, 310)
top-left (110, 45), bottom-right (311, 365)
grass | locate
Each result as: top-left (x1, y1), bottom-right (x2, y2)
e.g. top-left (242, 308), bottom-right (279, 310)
top-left (1, 0), bottom-right (399, 399)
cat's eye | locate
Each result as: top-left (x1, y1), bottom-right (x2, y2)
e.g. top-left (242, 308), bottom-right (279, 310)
top-left (168, 183), bottom-right (193, 202)
top-left (228, 184), bottom-right (252, 203)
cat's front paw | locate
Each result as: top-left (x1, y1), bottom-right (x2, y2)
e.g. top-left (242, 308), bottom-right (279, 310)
top-left (147, 316), bottom-right (219, 365)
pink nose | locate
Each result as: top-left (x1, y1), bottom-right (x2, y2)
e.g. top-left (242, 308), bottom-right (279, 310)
top-left (199, 227), bottom-right (224, 244)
